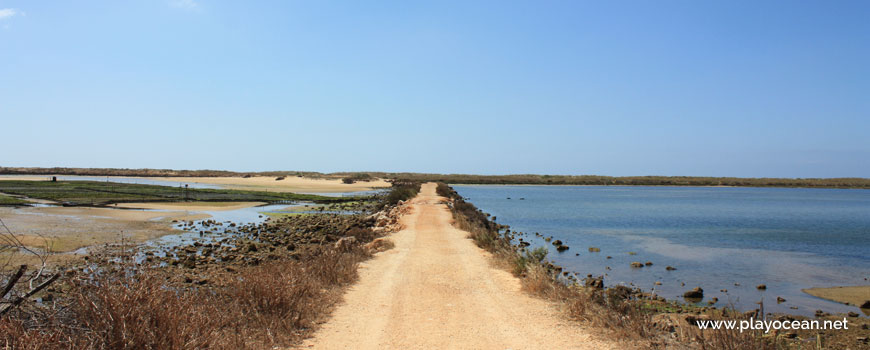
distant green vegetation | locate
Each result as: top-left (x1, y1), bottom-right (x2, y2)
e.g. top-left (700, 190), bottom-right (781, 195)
top-left (0, 193), bottom-right (28, 205)
top-left (0, 180), bottom-right (355, 206)
top-left (386, 174), bottom-right (870, 189)
top-left (4, 167), bottom-right (868, 189)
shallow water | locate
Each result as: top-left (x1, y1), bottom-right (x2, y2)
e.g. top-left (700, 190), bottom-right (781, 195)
top-left (453, 185), bottom-right (870, 317)
top-left (0, 175), bottom-right (221, 189)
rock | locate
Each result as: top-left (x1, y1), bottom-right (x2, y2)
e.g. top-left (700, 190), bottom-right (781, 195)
top-left (644, 261), bottom-right (653, 266)
top-left (720, 289), bottom-right (728, 292)
top-left (654, 281), bottom-right (662, 285)
top-left (630, 262), bottom-right (644, 268)
top-left (334, 236), bottom-right (357, 251)
top-left (364, 237), bottom-right (393, 254)
top-left (552, 240), bottom-right (563, 246)
top-left (556, 245), bottom-right (569, 252)
top-left (860, 300), bottom-right (870, 309)
top-left (666, 266), bottom-right (676, 271)
top-left (606, 256), bottom-right (612, 259)
top-left (847, 311), bottom-right (859, 317)
top-left (684, 314), bottom-right (711, 326)
top-left (756, 284), bottom-right (767, 290)
top-left (777, 296), bottom-right (786, 303)
top-left (588, 247), bottom-right (601, 252)
top-left (683, 287), bottom-right (704, 299)
top-left (584, 275), bottom-right (604, 289)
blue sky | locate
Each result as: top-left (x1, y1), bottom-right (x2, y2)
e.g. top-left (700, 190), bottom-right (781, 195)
top-left (1, 1), bottom-right (868, 177)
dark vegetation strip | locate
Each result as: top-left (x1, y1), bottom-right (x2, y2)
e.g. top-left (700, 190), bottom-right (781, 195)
top-left (0, 183), bottom-right (412, 349)
top-left (3, 167), bottom-right (869, 188)
top-left (405, 174), bottom-right (870, 189)
top-left (437, 183), bottom-right (781, 350)
top-left (0, 180), bottom-right (353, 206)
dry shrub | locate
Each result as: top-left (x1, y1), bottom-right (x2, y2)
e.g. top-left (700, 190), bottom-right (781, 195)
top-left (71, 274), bottom-right (222, 349)
top-left (2, 242), bottom-right (375, 349)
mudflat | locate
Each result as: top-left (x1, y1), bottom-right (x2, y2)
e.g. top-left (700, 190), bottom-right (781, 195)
top-left (803, 286), bottom-right (870, 307)
top-left (302, 183), bottom-right (614, 349)
top-left (0, 206), bottom-right (207, 253)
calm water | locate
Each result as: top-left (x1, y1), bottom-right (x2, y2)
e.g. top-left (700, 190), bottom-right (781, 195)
top-left (0, 175), bottom-right (221, 189)
top-left (453, 185), bottom-right (870, 317)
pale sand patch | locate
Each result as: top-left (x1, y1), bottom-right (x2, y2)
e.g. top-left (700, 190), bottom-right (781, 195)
top-left (803, 286), bottom-right (870, 307)
top-left (114, 201), bottom-right (265, 211)
top-left (0, 206), bottom-right (208, 253)
top-left (145, 176), bottom-right (390, 193)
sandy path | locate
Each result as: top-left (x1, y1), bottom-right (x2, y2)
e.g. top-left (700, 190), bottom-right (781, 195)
top-left (302, 183), bottom-right (612, 350)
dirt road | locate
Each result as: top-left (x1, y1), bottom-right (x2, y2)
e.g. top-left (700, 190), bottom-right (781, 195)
top-left (303, 183), bottom-right (613, 349)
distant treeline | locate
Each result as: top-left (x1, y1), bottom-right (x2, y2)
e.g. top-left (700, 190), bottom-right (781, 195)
top-left (379, 173), bottom-right (870, 189)
top-left (2, 167), bottom-right (868, 189)
top-left (0, 167), bottom-right (326, 179)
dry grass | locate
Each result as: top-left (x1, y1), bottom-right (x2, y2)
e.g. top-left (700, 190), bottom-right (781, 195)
top-left (0, 243), bottom-right (372, 349)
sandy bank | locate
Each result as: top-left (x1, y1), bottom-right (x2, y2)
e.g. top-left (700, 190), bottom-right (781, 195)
top-left (803, 286), bottom-right (870, 308)
top-left (148, 176), bottom-right (390, 193)
top-left (114, 201), bottom-right (265, 211)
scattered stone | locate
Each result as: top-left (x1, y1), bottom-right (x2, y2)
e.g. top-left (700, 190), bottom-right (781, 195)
top-left (683, 287), bottom-right (704, 299)
top-left (552, 240), bottom-right (563, 246)
top-left (334, 236), bottom-right (357, 251)
top-left (588, 247), bottom-right (600, 252)
top-left (665, 266), bottom-right (676, 271)
top-left (630, 262), bottom-right (644, 268)
top-left (756, 284), bottom-right (767, 290)
top-left (644, 261), bottom-right (653, 266)
top-left (720, 289), bottom-right (728, 292)
top-left (606, 256), bottom-right (612, 259)
top-left (584, 275), bottom-right (604, 289)
top-left (556, 245), bottom-right (569, 252)
top-left (776, 296), bottom-right (786, 303)
top-left (847, 311), bottom-right (859, 317)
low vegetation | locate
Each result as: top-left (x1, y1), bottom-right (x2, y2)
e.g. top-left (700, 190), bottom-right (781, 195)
top-left (379, 181), bottom-right (421, 208)
top-left (406, 174), bottom-right (870, 189)
top-left (0, 194), bottom-right (28, 206)
top-left (0, 180), bottom-right (352, 206)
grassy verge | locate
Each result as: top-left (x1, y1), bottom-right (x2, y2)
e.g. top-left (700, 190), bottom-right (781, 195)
top-left (0, 193), bottom-right (28, 206)
top-left (437, 182), bottom-right (782, 349)
top-left (0, 180), bottom-right (355, 206)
